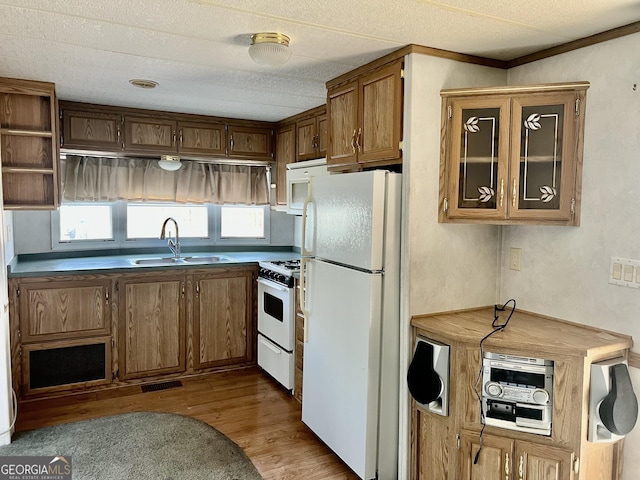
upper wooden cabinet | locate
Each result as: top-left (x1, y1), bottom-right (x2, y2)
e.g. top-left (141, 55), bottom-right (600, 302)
top-left (439, 82), bottom-right (589, 226)
top-left (178, 121), bottom-right (226, 156)
top-left (59, 101), bottom-right (274, 161)
top-left (227, 124), bottom-right (274, 161)
top-left (124, 116), bottom-right (176, 153)
top-left (275, 123), bottom-right (295, 205)
top-left (62, 109), bottom-right (123, 151)
top-left (327, 60), bottom-right (403, 171)
top-left (296, 111), bottom-right (327, 162)
top-left (0, 77), bottom-right (60, 209)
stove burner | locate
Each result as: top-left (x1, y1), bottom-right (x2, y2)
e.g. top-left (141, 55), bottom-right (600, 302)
top-left (269, 259), bottom-right (301, 270)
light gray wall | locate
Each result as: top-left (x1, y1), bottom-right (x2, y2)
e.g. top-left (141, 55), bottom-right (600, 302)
top-left (503, 32), bottom-right (640, 478)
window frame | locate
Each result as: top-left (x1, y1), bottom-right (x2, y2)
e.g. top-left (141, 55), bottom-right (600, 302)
top-left (51, 201), bottom-right (271, 251)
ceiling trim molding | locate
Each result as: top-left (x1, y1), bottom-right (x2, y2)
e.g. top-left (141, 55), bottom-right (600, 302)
top-left (507, 21), bottom-right (640, 68)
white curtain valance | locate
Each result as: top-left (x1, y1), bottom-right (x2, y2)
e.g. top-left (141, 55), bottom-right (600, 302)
top-left (62, 156), bottom-right (270, 205)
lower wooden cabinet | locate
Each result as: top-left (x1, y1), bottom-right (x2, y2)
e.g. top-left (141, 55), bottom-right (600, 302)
top-left (460, 430), bottom-right (574, 480)
top-left (118, 275), bottom-right (186, 379)
top-left (193, 269), bottom-right (254, 369)
top-left (9, 265), bottom-right (258, 399)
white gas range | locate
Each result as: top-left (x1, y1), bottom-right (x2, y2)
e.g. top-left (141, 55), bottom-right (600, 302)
top-left (256, 259), bottom-right (300, 390)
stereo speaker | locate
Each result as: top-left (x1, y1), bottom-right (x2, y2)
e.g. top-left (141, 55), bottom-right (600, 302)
top-left (588, 357), bottom-right (638, 443)
top-left (407, 336), bottom-right (450, 416)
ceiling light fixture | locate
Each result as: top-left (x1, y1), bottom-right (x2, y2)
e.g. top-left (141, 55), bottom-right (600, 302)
top-left (158, 155), bottom-right (182, 171)
top-left (129, 79), bottom-right (159, 89)
top-left (248, 32), bottom-right (291, 66)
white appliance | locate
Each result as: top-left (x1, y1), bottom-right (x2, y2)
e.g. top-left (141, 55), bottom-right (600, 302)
top-left (285, 158), bottom-right (328, 215)
top-left (257, 259), bottom-right (300, 390)
top-left (300, 170), bottom-right (401, 480)
top-left (0, 184), bottom-right (13, 444)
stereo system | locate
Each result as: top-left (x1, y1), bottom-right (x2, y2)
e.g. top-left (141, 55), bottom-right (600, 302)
top-left (482, 352), bottom-right (554, 436)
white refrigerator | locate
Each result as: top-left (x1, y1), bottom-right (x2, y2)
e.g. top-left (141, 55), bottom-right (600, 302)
top-left (300, 170), bottom-right (401, 480)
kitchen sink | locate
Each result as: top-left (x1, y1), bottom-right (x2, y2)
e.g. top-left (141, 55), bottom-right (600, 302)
top-left (131, 255), bottom-right (229, 266)
top-left (132, 257), bottom-right (184, 265)
top-left (181, 256), bottom-right (227, 263)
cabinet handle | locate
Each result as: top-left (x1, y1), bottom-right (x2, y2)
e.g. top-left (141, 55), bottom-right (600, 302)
top-left (504, 452), bottom-right (510, 480)
top-left (518, 454), bottom-right (524, 480)
top-left (105, 288), bottom-right (109, 305)
top-left (172, 130), bottom-right (176, 146)
top-left (195, 281), bottom-right (200, 298)
top-left (181, 282), bottom-right (185, 298)
top-left (351, 129), bottom-right (357, 153)
top-left (230, 134), bottom-right (234, 151)
top-left (179, 129), bottom-right (183, 146)
top-left (499, 178), bottom-right (504, 208)
top-left (356, 127), bottom-right (362, 153)
top-left (512, 179), bottom-right (517, 208)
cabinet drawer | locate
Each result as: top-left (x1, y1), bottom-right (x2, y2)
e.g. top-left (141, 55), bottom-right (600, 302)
top-left (257, 334), bottom-right (293, 390)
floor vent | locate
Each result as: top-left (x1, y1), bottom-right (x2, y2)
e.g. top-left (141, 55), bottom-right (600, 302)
top-left (141, 380), bottom-right (183, 393)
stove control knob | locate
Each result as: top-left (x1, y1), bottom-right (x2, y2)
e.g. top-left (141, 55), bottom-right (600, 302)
top-left (485, 382), bottom-right (503, 398)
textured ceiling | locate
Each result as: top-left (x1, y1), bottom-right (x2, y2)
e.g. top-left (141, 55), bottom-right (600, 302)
top-left (0, 0), bottom-right (638, 121)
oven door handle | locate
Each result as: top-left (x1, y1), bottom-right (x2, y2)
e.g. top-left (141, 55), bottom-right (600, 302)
top-left (300, 257), bottom-right (310, 343)
top-left (257, 277), bottom-right (289, 292)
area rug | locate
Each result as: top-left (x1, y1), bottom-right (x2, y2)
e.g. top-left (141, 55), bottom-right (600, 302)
top-left (0, 412), bottom-right (263, 480)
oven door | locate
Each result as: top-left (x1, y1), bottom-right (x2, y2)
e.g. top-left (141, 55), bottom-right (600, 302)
top-left (257, 277), bottom-right (295, 351)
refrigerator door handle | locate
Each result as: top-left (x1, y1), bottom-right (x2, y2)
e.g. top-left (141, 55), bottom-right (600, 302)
top-left (300, 257), bottom-right (310, 343)
top-left (301, 180), bottom-right (313, 257)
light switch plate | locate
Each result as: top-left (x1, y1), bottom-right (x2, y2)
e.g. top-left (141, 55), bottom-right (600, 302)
top-left (609, 257), bottom-right (640, 289)
top-left (509, 247), bottom-right (522, 271)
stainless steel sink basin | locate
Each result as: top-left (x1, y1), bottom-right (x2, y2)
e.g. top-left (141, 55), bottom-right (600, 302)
top-left (132, 257), bottom-right (184, 265)
top-left (131, 256), bottom-right (228, 266)
top-left (181, 256), bottom-right (226, 263)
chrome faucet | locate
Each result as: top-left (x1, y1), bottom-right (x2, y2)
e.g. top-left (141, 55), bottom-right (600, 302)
top-left (160, 217), bottom-right (181, 259)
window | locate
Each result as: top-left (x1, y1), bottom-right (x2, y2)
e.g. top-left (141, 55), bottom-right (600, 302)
top-left (52, 201), bottom-right (270, 250)
top-left (58, 204), bottom-right (113, 241)
top-left (220, 206), bottom-right (265, 238)
top-left (126, 204), bottom-right (208, 239)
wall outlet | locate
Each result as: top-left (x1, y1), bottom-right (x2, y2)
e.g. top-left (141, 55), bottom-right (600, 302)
top-left (509, 247), bottom-right (522, 271)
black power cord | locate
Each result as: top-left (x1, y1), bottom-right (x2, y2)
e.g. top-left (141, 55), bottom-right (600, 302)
top-left (473, 299), bottom-right (516, 465)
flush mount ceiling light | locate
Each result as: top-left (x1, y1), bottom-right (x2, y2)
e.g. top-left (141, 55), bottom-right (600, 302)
top-left (158, 155), bottom-right (182, 171)
top-left (248, 32), bottom-right (291, 66)
top-left (129, 79), bottom-right (159, 89)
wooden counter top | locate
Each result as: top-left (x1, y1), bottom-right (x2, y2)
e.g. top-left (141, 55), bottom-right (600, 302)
top-left (411, 306), bottom-right (633, 359)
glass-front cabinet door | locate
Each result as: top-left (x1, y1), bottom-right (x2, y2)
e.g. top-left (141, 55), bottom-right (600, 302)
top-left (440, 83), bottom-right (588, 225)
top-left (446, 97), bottom-right (510, 220)
top-left (509, 92), bottom-right (577, 222)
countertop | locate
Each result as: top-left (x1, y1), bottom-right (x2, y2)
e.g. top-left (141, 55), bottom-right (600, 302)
top-left (8, 250), bottom-right (301, 277)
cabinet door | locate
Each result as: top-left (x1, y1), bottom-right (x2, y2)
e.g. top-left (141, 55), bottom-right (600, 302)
top-left (19, 280), bottom-right (111, 343)
top-left (327, 79), bottom-right (359, 168)
top-left (296, 117), bottom-right (318, 161)
top-left (124, 116), bottom-right (176, 153)
top-left (413, 409), bottom-right (453, 479)
top-left (358, 61), bottom-right (403, 164)
top-left (119, 276), bottom-right (185, 379)
top-left (508, 92), bottom-right (580, 223)
top-left (193, 269), bottom-right (254, 369)
top-left (228, 124), bottom-right (273, 160)
top-left (275, 124), bottom-right (295, 205)
top-left (460, 431), bottom-right (514, 480)
top-left (515, 440), bottom-right (574, 480)
top-left (61, 109), bottom-right (123, 151)
top-left (316, 114), bottom-right (327, 157)
top-left (177, 121), bottom-right (226, 156)
top-left (445, 96), bottom-right (510, 220)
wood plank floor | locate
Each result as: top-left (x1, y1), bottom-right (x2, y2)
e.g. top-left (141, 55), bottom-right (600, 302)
top-left (15, 367), bottom-right (360, 480)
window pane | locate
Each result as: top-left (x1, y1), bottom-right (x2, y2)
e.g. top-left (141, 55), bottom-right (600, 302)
top-left (59, 204), bottom-right (113, 241)
top-left (220, 206), bottom-right (265, 238)
top-left (126, 204), bottom-right (208, 239)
